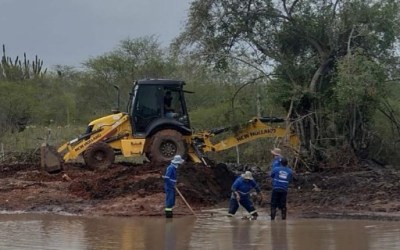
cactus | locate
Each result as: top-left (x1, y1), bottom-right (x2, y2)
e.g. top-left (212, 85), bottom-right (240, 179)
top-left (0, 44), bottom-right (47, 81)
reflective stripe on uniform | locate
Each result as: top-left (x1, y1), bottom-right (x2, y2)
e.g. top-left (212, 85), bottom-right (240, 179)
top-left (165, 208), bottom-right (173, 211)
top-left (163, 176), bottom-right (177, 183)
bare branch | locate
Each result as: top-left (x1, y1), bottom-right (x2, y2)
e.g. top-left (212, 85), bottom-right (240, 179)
top-left (289, 0), bottom-right (301, 16)
top-left (309, 57), bottom-right (333, 92)
top-left (347, 26), bottom-right (355, 56)
top-left (282, 0), bottom-right (289, 15)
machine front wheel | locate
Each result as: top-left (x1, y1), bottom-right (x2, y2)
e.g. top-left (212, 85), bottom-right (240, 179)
top-left (83, 142), bottom-right (115, 170)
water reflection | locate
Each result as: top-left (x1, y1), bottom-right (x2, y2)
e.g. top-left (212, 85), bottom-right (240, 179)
top-left (0, 213), bottom-right (197, 250)
top-left (0, 212), bottom-right (399, 249)
top-left (270, 221), bottom-right (288, 250)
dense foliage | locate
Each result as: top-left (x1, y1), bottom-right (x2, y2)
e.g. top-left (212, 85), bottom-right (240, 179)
top-left (175, 0), bottom-right (400, 167)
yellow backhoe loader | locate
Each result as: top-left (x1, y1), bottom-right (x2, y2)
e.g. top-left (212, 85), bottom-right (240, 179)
top-left (41, 79), bottom-right (299, 172)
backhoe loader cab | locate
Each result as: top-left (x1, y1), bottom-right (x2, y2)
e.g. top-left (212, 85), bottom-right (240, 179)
top-left (128, 79), bottom-right (191, 135)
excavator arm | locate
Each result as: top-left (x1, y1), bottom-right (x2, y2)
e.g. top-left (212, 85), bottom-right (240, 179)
top-left (188, 117), bottom-right (299, 164)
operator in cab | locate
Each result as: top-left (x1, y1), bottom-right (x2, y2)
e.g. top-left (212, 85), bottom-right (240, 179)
top-left (164, 91), bottom-right (174, 112)
top-left (164, 91), bottom-right (177, 118)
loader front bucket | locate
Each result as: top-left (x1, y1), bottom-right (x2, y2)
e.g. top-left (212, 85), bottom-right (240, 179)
top-left (40, 143), bottom-right (63, 173)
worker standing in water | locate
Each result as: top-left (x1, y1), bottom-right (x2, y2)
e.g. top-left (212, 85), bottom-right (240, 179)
top-left (227, 171), bottom-right (261, 220)
top-left (270, 157), bottom-right (293, 220)
top-left (163, 155), bottom-right (184, 218)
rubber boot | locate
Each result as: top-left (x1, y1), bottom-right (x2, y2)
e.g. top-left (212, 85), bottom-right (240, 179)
top-left (251, 212), bottom-right (258, 220)
top-left (165, 210), bottom-right (173, 218)
top-left (281, 208), bottom-right (287, 220)
top-left (271, 208), bottom-right (277, 220)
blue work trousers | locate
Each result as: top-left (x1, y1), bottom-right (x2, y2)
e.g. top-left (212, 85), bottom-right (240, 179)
top-left (228, 194), bottom-right (256, 215)
top-left (165, 186), bottom-right (175, 210)
top-left (271, 189), bottom-right (288, 210)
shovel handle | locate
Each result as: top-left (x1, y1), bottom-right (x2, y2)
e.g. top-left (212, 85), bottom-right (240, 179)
top-left (175, 186), bottom-right (198, 218)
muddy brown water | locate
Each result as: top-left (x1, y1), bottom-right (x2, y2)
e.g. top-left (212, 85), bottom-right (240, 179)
top-left (0, 210), bottom-right (399, 250)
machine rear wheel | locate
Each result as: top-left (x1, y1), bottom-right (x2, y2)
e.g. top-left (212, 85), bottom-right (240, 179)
top-left (146, 129), bottom-right (186, 164)
top-left (83, 142), bottom-right (115, 170)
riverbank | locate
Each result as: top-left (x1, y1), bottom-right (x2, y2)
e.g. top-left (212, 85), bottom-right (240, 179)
top-left (0, 161), bottom-right (399, 220)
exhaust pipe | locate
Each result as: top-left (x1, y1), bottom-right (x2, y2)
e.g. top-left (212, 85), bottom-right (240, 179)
top-left (40, 143), bottom-right (63, 173)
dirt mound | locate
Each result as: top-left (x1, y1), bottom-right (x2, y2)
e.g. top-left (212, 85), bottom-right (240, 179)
top-left (174, 163), bottom-right (236, 205)
top-left (0, 160), bottom-right (399, 219)
top-left (64, 162), bottom-right (235, 204)
top-left (0, 161), bottom-right (236, 216)
top-left (290, 166), bottom-right (400, 214)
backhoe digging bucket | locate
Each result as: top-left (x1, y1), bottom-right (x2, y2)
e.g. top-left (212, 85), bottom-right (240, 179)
top-left (40, 143), bottom-right (63, 173)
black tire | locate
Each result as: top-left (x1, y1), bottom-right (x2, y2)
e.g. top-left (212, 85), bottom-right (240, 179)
top-left (146, 129), bottom-right (186, 164)
top-left (83, 142), bottom-right (115, 170)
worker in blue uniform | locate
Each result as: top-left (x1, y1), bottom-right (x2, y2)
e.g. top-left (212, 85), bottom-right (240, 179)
top-left (270, 157), bottom-right (293, 220)
top-left (227, 171), bottom-right (261, 219)
top-left (163, 155), bottom-right (184, 218)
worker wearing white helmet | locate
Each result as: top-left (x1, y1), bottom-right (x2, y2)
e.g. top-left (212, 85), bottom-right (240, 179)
top-left (270, 147), bottom-right (282, 169)
top-left (162, 155), bottom-right (185, 218)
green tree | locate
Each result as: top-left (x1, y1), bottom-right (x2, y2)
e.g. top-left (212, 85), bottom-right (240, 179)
top-left (0, 81), bottom-right (34, 135)
top-left (334, 51), bottom-right (386, 151)
top-left (79, 36), bottom-right (172, 117)
top-left (176, 0), bottom-right (400, 167)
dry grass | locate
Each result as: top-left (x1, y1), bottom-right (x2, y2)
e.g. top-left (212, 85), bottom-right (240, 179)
top-left (0, 125), bottom-right (85, 152)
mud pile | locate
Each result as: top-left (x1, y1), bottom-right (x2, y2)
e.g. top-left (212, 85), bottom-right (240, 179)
top-left (0, 162), bottom-right (236, 216)
top-left (0, 160), bottom-right (399, 219)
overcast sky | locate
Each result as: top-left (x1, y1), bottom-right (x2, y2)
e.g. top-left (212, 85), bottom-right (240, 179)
top-left (0, 0), bottom-right (192, 68)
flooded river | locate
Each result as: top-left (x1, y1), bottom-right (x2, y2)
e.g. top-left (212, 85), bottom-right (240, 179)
top-left (0, 211), bottom-right (399, 250)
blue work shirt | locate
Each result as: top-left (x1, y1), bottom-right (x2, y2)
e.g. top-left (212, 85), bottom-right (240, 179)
top-left (163, 163), bottom-right (177, 189)
top-left (231, 176), bottom-right (260, 198)
top-left (271, 166), bottom-right (293, 191)
top-left (271, 156), bottom-right (282, 169)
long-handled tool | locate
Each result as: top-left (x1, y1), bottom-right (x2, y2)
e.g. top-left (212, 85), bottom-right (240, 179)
top-left (175, 186), bottom-right (198, 218)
